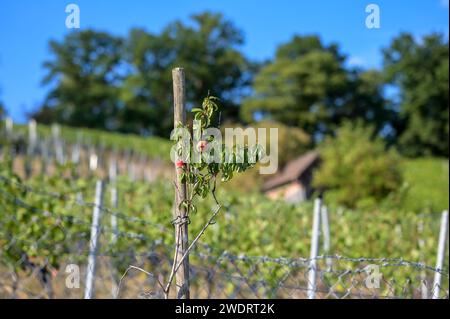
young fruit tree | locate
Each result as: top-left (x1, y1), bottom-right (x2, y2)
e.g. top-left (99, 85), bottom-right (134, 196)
top-left (165, 68), bottom-right (263, 299)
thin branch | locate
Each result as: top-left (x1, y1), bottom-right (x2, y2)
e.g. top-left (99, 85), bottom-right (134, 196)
top-left (116, 265), bottom-right (163, 299)
top-left (164, 225), bottom-right (182, 299)
top-left (164, 203), bottom-right (222, 297)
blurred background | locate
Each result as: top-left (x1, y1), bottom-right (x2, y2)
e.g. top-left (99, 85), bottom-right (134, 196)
top-left (0, 1), bottom-right (448, 299)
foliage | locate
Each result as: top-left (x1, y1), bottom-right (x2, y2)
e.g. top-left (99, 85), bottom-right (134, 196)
top-left (0, 120), bottom-right (447, 285)
top-left (224, 120), bottom-right (311, 169)
top-left (0, 101), bottom-right (5, 121)
top-left (123, 12), bottom-right (252, 136)
top-left (0, 162), bottom-right (91, 270)
top-left (32, 12), bottom-right (251, 137)
top-left (33, 30), bottom-right (123, 130)
top-left (313, 122), bottom-right (403, 208)
top-left (241, 35), bottom-right (391, 141)
top-left (400, 158), bottom-right (449, 213)
top-left (383, 32), bottom-right (449, 157)
top-left (172, 96), bottom-right (263, 215)
top-left (220, 120), bottom-right (311, 192)
top-left (0, 164), bottom-right (447, 279)
top-left (28, 26), bottom-right (449, 160)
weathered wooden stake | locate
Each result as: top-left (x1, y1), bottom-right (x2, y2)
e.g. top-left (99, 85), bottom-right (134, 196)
top-left (172, 67), bottom-right (190, 299)
top-left (432, 210), bottom-right (449, 299)
top-left (84, 180), bottom-right (104, 299)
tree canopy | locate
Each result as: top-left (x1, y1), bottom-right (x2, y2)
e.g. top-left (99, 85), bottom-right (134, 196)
top-left (241, 35), bottom-right (392, 142)
top-left (29, 13), bottom-right (448, 159)
top-left (383, 32), bottom-right (449, 157)
top-left (33, 12), bottom-right (251, 137)
top-left (0, 102), bottom-right (5, 121)
top-left (33, 30), bottom-right (123, 130)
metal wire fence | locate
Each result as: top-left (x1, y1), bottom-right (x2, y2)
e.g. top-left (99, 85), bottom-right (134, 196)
top-left (0, 174), bottom-right (449, 299)
top-left (1, 242), bottom-right (448, 299)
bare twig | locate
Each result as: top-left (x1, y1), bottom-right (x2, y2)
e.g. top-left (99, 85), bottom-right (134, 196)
top-left (164, 203), bottom-right (222, 298)
top-left (116, 265), bottom-right (163, 299)
top-left (164, 225), bottom-right (182, 299)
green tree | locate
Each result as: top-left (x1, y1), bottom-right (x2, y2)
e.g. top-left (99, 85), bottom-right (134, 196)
top-left (0, 101), bottom-right (5, 120)
top-left (242, 35), bottom-right (390, 141)
top-left (383, 32), bottom-right (449, 157)
top-left (121, 12), bottom-right (252, 136)
top-left (32, 30), bottom-right (123, 130)
top-left (313, 122), bottom-right (403, 208)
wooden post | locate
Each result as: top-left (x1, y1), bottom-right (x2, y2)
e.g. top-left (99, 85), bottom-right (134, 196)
top-left (172, 67), bottom-right (190, 299)
top-left (84, 180), bottom-right (104, 299)
top-left (432, 210), bottom-right (449, 299)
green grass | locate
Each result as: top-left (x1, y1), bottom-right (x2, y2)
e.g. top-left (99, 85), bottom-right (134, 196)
top-left (401, 157), bottom-right (449, 212)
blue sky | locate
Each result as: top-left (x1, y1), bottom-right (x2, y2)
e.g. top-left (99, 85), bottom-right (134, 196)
top-left (0, 0), bottom-right (448, 123)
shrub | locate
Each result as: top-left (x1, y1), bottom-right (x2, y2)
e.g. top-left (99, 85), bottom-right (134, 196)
top-left (313, 122), bottom-right (403, 208)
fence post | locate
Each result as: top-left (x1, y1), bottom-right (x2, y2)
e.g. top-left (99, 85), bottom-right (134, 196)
top-left (25, 120), bottom-right (37, 179)
top-left (5, 117), bottom-right (13, 139)
top-left (109, 159), bottom-right (119, 244)
top-left (417, 219), bottom-right (428, 299)
top-left (5, 117), bottom-right (14, 171)
top-left (28, 119), bottom-right (37, 154)
top-left (41, 139), bottom-right (50, 175)
top-left (84, 180), bottom-right (104, 299)
top-left (89, 148), bottom-right (98, 173)
top-left (52, 124), bottom-right (65, 165)
top-left (72, 143), bottom-right (81, 165)
top-left (321, 205), bottom-right (332, 269)
top-left (432, 210), bottom-right (449, 299)
top-left (108, 158), bottom-right (119, 298)
top-left (172, 67), bottom-right (190, 299)
top-left (308, 197), bottom-right (322, 299)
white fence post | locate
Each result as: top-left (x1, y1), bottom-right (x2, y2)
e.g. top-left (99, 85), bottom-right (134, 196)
top-left (89, 149), bottom-right (98, 172)
top-left (417, 219), bottom-right (428, 299)
top-left (28, 120), bottom-right (37, 154)
top-left (52, 124), bottom-right (65, 165)
top-left (321, 205), bottom-right (332, 269)
top-left (109, 158), bottom-right (119, 299)
top-left (109, 159), bottom-right (118, 244)
top-left (308, 197), bottom-right (322, 299)
top-left (72, 144), bottom-right (81, 165)
top-left (84, 180), bottom-right (104, 299)
top-left (25, 120), bottom-right (37, 178)
top-left (432, 210), bottom-right (449, 299)
top-left (5, 117), bottom-right (13, 139)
